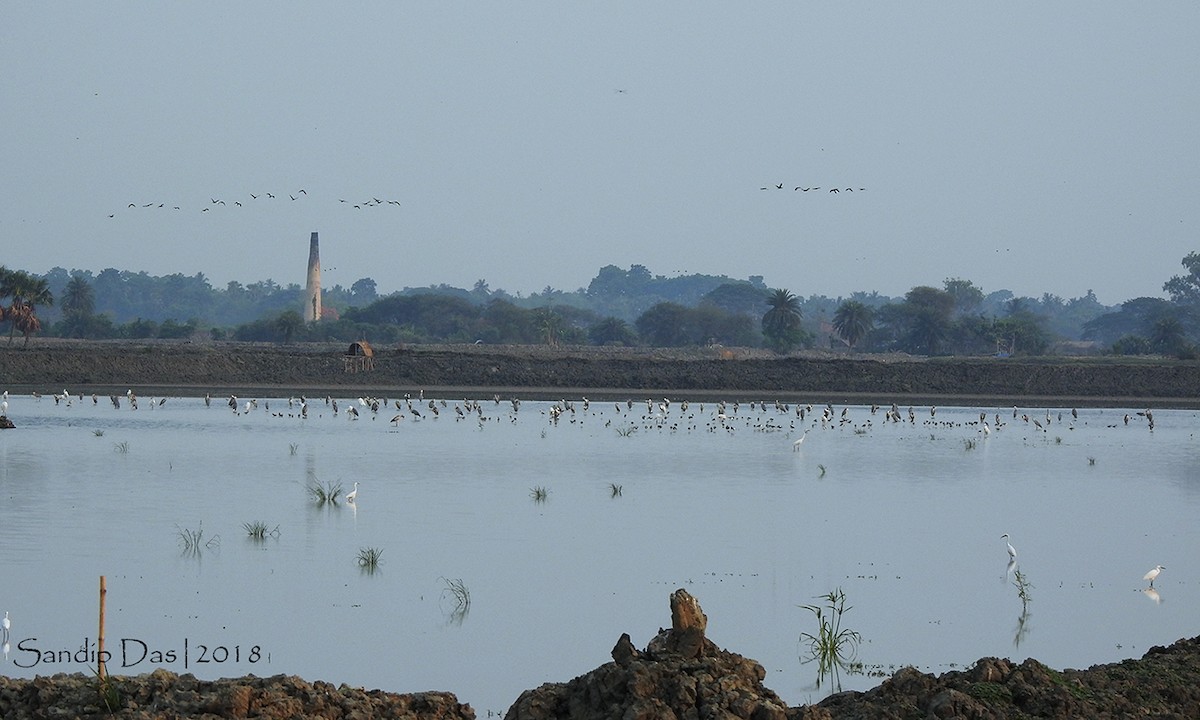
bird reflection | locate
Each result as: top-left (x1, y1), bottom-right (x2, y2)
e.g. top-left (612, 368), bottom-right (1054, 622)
top-left (1004, 557), bottom-right (1017, 583)
top-left (1142, 588), bottom-right (1163, 605)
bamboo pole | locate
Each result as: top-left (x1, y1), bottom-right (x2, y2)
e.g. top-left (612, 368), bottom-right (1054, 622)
top-left (98, 575), bottom-right (107, 680)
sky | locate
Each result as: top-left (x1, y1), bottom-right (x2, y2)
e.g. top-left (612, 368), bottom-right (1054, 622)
top-left (3, 3), bottom-right (1198, 306)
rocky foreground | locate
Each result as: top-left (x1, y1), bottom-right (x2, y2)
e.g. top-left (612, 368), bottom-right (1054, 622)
top-left (2, 590), bottom-right (1198, 719)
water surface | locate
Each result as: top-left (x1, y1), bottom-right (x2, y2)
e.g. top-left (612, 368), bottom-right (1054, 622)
top-left (0, 393), bottom-right (1196, 714)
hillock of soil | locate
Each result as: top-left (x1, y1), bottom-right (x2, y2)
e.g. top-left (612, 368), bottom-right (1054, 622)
top-left (3, 590), bottom-right (1198, 719)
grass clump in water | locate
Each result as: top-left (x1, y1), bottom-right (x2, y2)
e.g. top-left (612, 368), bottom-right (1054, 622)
top-left (176, 522), bottom-right (219, 557)
top-left (243, 521), bottom-right (280, 540)
top-left (307, 477), bottom-right (344, 505)
top-left (357, 547), bottom-right (383, 573)
top-left (799, 588), bottom-right (863, 690)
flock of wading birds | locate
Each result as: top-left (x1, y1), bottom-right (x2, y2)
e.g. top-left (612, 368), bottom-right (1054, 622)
top-left (0, 388), bottom-right (1169, 594)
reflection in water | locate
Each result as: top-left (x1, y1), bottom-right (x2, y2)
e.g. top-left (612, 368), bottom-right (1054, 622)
top-left (440, 578), bottom-right (471, 626)
top-left (1142, 588), bottom-right (1163, 605)
top-left (1010, 566), bottom-right (1033, 649)
top-left (1013, 608), bottom-right (1032, 649)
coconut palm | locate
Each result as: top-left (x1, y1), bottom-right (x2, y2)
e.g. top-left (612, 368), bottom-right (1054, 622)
top-left (832, 300), bottom-right (874, 351)
top-left (761, 289), bottom-right (804, 353)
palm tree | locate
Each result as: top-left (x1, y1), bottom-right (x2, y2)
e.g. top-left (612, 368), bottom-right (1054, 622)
top-left (1149, 316), bottom-right (1186, 355)
top-left (761, 289), bottom-right (803, 353)
top-left (832, 300), bottom-right (874, 351)
top-left (3, 269), bottom-right (53, 345)
top-left (9, 305), bottom-right (42, 346)
top-left (274, 310), bottom-right (305, 344)
top-left (61, 275), bottom-right (95, 318)
top-left (534, 307), bottom-right (563, 347)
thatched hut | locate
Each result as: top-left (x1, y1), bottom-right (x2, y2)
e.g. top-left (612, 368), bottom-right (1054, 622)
top-left (344, 340), bottom-right (376, 373)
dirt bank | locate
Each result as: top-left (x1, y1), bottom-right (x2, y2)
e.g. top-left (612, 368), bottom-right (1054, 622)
top-left (2, 340), bottom-right (1199, 406)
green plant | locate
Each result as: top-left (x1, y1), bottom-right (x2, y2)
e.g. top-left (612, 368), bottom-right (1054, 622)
top-left (615, 424), bottom-right (637, 437)
top-left (963, 437), bottom-right (977, 451)
top-left (89, 667), bottom-right (121, 713)
top-left (530, 486), bottom-right (548, 502)
top-left (816, 464), bottom-right (827, 478)
top-left (243, 521), bottom-right (279, 540)
top-left (93, 429), bottom-right (105, 437)
top-left (799, 588), bottom-right (863, 689)
top-left (1013, 568), bottom-right (1033, 609)
top-left (357, 547), bottom-right (383, 573)
top-left (289, 442), bottom-right (299, 456)
top-left (1088, 457), bottom-right (1096, 466)
top-left (609, 482), bottom-right (623, 498)
top-left (307, 477), bottom-right (344, 505)
top-left (176, 522), bottom-right (219, 556)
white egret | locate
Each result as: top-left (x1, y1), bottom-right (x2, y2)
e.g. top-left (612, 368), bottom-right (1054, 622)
top-left (1002, 533), bottom-right (1016, 560)
top-left (1144, 565), bottom-right (1165, 587)
top-left (792, 429), bottom-right (810, 451)
top-left (1, 399), bottom-right (7, 416)
top-left (2, 610), bottom-right (9, 633)
top-left (346, 482), bottom-right (359, 503)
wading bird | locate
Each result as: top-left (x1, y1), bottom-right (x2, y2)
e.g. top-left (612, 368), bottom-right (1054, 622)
top-left (1144, 565), bottom-right (1165, 587)
top-left (346, 482), bottom-right (359, 503)
top-left (792, 429), bottom-right (809, 450)
top-left (1002, 533), bottom-right (1017, 560)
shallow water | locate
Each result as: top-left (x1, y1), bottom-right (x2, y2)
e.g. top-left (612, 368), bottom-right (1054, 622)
top-left (0, 393), bottom-right (1196, 714)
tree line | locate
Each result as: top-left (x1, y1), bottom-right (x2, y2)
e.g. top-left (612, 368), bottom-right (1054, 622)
top-left (4, 256), bottom-right (1200, 357)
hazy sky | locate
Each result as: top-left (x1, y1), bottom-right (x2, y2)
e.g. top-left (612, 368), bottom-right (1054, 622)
top-left (3, 4), bottom-right (1197, 305)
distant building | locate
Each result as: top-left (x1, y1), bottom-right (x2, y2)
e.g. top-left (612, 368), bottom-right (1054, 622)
top-left (304, 231), bottom-right (322, 322)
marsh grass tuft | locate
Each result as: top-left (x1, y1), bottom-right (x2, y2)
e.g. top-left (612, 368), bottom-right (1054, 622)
top-left (615, 424), bottom-right (637, 438)
top-left (530, 486), bottom-right (549, 502)
top-left (1088, 456), bottom-right (1096, 466)
top-left (289, 442), bottom-right (299, 456)
top-left (799, 588), bottom-right (863, 690)
top-left (963, 437), bottom-right (977, 451)
top-left (90, 667), bottom-right (121, 713)
top-left (357, 547), bottom-right (383, 573)
top-left (243, 521), bottom-right (280, 540)
top-left (440, 576), bottom-right (471, 625)
top-left (306, 477), bottom-right (344, 506)
top-left (93, 429), bottom-right (105, 437)
top-left (816, 464), bottom-right (827, 478)
top-left (176, 522), bottom-right (219, 557)
top-left (112, 441), bottom-right (129, 454)
top-left (609, 482), bottom-right (623, 498)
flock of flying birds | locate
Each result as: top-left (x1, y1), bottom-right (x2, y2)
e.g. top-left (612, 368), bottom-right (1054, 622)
top-left (760, 183), bottom-right (867, 193)
top-left (106, 189), bottom-right (402, 218)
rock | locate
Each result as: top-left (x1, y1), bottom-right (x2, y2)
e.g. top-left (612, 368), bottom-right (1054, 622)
top-left (507, 590), bottom-right (788, 720)
top-left (611, 632), bottom-right (639, 666)
top-left (0, 415), bottom-right (14, 429)
top-left (0, 671), bottom-right (474, 720)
